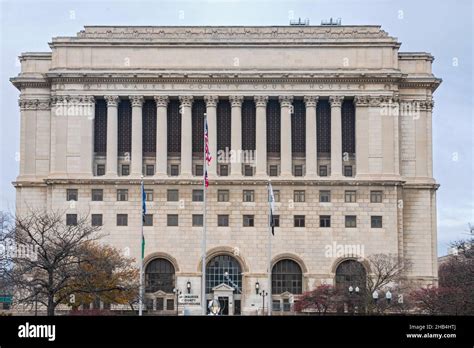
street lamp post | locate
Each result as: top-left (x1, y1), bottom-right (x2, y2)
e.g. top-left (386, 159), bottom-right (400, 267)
top-left (348, 285), bottom-right (360, 314)
top-left (173, 288), bottom-right (182, 316)
top-left (34, 285), bottom-right (41, 316)
top-left (260, 291), bottom-right (268, 316)
top-left (385, 290), bottom-right (392, 304)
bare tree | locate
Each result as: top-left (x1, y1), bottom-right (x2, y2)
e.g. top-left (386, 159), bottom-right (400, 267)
top-left (2, 209), bottom-right (138, 316)
top-left (363, 254), bottom-right (411, 314)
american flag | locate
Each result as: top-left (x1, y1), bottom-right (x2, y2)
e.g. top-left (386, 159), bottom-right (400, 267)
top-left (204, 118), bottom-right (212, 188)
top-left (204, 119), bottom-right (212, 165)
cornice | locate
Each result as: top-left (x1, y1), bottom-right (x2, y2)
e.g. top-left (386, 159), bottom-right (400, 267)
top-left (14, 179), bottom-right (438, 190)
top-left (49, 26), bottom-right (399, 46)
top-left (11, 75), bottom-right (441, 92)
top-left (17, 178), bottom-right (409, 187)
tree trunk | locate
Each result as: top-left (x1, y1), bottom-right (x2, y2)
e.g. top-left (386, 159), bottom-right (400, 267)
top-left (47, 295), bottom-right (55, 316)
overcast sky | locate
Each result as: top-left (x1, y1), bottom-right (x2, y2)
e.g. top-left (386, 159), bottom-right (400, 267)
top-left (0, 0), bottom-right (472, 256)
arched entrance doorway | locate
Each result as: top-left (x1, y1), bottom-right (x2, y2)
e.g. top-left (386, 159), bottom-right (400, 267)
top-left (145, 258), bottom-right (176, 313)
top-left (335, 259), bottom-right (367, 313)
top-left (206, 254), bottom-right (242, 315)
top-left (271, 259), bottom-right (303, 313)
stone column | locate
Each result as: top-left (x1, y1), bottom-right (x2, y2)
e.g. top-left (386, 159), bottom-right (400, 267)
top-left (230, 95), bottom-right (243, 176)
top-left (80, 96), bottom-right (96, 176)
top-left (254, 96), bottom-right (268, 176)
top-left (354, 96), bottom-right (370, 176)
top-left (304, 96), bottom-right (318, 177)
top-left (179, 96), bottom-right (193, 176)
top-left (155, 96), bottom-right (168, 176)
top-left (130, 96), bottom-right (144, 176)
top-left (105, 95), bottom-right (119, 176)
top-left (329, 96), bottom-right (343, 177)
top-left (279, 96), bottom-right (293, 177)
top-left (204, 95), bottom-right (218, 177)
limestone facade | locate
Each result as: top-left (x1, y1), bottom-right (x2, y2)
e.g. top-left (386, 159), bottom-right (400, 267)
top-left (11, 25), bottom-right (440, 315)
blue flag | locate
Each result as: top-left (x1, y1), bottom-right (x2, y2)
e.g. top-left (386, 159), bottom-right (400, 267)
top-left (141, 181), bottom-right (146, 259)
top-left (141, 181), bottom-right (147, 222)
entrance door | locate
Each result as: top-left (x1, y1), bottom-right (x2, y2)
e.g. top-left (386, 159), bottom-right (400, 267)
top-left (218, 297), bottom-right (229, 315)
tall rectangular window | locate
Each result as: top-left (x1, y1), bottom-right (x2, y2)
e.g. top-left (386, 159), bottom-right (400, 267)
top-left (319, 165), bottom-right (328, 177)
top-left (293, 190), bottom-right (305, 202)
top-left (320, 215), bottom-right (331, 228)
top-left (66, 189), bottom-right (78, 201)
top-left (319, 190), bottom-right (331, 203)
top-left (370, 191), bottom-right (383, 203)
top-left (192, 214), bottom-right (203, 227)
top-left (294, 215), bottom-right (305, 227)
top-left (121, 164), bottom-right (130, 176)
top-left (170, 165), bottom-right (179, 176)
top-left (344, 165), bottom-right (353, 177)
top-left (145, 165), bottom-right (155, 176)
top-left (218, 215), bottom-right (229, 227)
top-left (195, 165), bottom-right (203, 177)
top-left (294, 165), bottom-right (303, 177)
top-left (219, 164), bottom-right (229, 176)
top-left (66, 214), bottom-right (77, 226)
top-left (345, 215), bottom-right (357, 228)
top-left (371, 216), bottom-right (383, 228)
top-left (273, 190), bottom-right (280, 202)
top-left (117, 214), bottom-right (128, 226)
top-left (217, 190), bottom-right (229, 202)
top-left (91, 214), bottom-right (103, 227)
top-left (143, 214), bottom-right (153, 226)
top-left (243, 190), bottom-right (254, 202)
top-left (166, 299), bottom-right (174, 311)
top-left (192, 190), bottom-right (204, 202)
top-left (272, 215), bottom-right (280, 227)
top-left (345, 190), bottom-right (357, 203)
top-left (91, 189), bottom-right (103, 201)
top-left (117, 189), bottom-right (128, 201)
top-left (167, 189), bottom-right (179, 202)
top-left (244, 165), bottom-right (253, 176)
top-left (167, 214), bottom-right (178, 226)
top-left (96, 164), bottom-right (105, 176)
top-left (144, 189), bottom-right (153, 201)
top-left (243, 215), bottom-right (254, 227)
top-left (269, 165), bottom-right (278, 177)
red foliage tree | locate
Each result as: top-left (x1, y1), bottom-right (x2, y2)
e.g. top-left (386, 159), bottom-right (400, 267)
top-left (294, 284), bottom-right (340, 314)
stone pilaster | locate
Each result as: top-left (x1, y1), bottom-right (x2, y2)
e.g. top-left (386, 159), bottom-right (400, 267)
top-left (354, 95), bottom-right (370, 176)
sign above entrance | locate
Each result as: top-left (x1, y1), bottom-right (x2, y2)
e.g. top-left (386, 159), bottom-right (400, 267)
top-left (178, 294), bottom-right (201, 305)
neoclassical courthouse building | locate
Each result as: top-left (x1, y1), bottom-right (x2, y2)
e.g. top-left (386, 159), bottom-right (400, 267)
top-left (11, 24), bottom-right (440, 315)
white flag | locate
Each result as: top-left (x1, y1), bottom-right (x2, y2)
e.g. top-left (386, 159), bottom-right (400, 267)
top-left (268, 182), bottom-right (275, 235)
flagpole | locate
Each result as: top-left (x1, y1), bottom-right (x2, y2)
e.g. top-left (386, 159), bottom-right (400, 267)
top-left (139, 175), bottom-right (144, 316)
top-left (201, 113), bottom-right (207, 315)
top-left (267, 180), bottom-right (272, 316)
